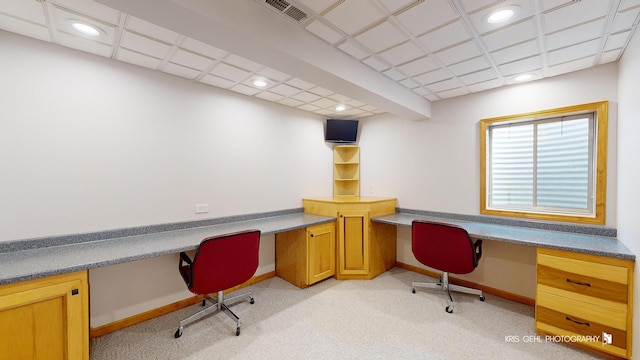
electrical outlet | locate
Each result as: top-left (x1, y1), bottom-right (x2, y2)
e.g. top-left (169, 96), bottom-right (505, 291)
top-left (195, 204), bottom-right (209, 214)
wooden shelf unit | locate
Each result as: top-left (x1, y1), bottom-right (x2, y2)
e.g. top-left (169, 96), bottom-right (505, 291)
top-left (333, 145), bottom-right (360, 197)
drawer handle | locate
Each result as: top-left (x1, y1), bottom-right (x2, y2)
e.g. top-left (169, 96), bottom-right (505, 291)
top-left (566, 278), bottom-right (591, 287)
top-left (565, 316), bottom-right (590, 327)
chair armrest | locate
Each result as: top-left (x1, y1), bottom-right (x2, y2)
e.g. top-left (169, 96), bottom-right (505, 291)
top-left (179, 251), bottom-right (193, 266)
top-left (473, 239), bottom-right (483, 267)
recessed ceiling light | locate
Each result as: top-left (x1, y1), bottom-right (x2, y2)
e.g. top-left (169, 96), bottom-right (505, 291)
top-left (515, 74), bottom-right (533, 82)
top-left (486, 6), bottom-right (519, 24)
top-left (252, 79), bottom-right (268, 87)
top-left (335, 104), bottom-right (346, 111)
top-left (70, 21), bottom-right (102, 36)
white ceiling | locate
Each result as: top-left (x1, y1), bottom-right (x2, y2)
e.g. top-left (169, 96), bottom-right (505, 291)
top-left (1, 0), bottom-right (639, 120)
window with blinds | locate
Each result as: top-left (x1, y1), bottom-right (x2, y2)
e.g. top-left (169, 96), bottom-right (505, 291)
top-left (479, 101), bottom-right (608, 225)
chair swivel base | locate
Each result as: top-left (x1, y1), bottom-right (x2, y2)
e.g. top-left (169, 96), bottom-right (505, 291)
top-left (411, 272), bottom-right (484, 313)
top-left (174, 290), bottom-right (254, 338)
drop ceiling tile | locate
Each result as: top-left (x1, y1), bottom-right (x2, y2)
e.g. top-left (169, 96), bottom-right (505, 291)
top-left (418, 20), bottom-right (471, 52)
top-left (436, 86), bottom-right (469, 99)
top-left (125, 16), bottom-right (179, 44)
top-left (414, 68), bottom-right (450, 85)
top-left (51, 0), bottom-right (120, 24)
top-left (491, 39), bottom-right (539, 65)
top-left (612, 7), bottom-right (640, 32)
top-left (458, 0), bottom-right (497, 13)
top-left (200, 74), bottom-right (235, 88)
top-left (170, 49), bottom-right (214, 70)
top-left (180, 37), bottom-right (227, 59)
top-left (620, 0), bottom-right (640, 9)
top-left (295, 0), bottom-right (337, 14)
top-left (542, 0), bottom-right (610, 33)
top-left (312, 98), bottom-right (339, 109)
top-left (362, 55), bottom-right (390, 71)
top-left (51, 7), bottom-right (116, 44)
top-left (278, 98), bottom-right (305, 107)
top-left (355, 21), bottom-right (407, 52)
top-left (270, 83), bottom-right (302, 97)
top-left (545, 19), bottom-right (604, 51)
top-left (56, 31), bottom-right (114, 57)
top-left (2, 0), bottom-right (47, 24)
top-left (600, 49), bottom-right (621, 63)
top-left (257, 67), bottom-right (290, 82)
top-left (604, 30), bottom-right (630, 51)
top-left (306, 19), bottom-right (343, 44)
top-left (224, 54), bottom-right (263, 72)
top-left (0, 14), bottom-right (50, 42)
top-left (329, 93), bottom-right (350, 102)
top-left (117, 47), bottom-right (161, 68)
top-left (292, 91), bottom-right (322, 102)
top-left (394, 0), bottom-right (458, 35)
top-left (254, 91), bottom-right (285, 102)
top-left (412, 87), bottom-right (431, 96)
top-left (230, 83), bottom-right (260, 96)
top-left (459, 68), bottom-right (498, 85)
top-left (338, 39), bottom-right (370, 59)
top-left (546, 39), bottom-right (600, 66)
top-left (447, 56), bottom-right (491, 76)
top-left (360, 104), bottom-right (378, 112)
top-left (308, 86), bottom-right (333, 96)
top-left (209, 62), bottom-right (251, 82)
top-left (399, 78), bottom-right (419, 89)
top-left (481, 20), bottom-right (537, 52)
top-left (467, 78), bottom-right (504, 93)
top-left (314, 108), bottom-right (334, 116)
top-left (162, 62), bottom-right (201, 79)
top-left (545, 55), bottom-right (595, 77)
top-left (120, 30), bottom-right (171, 58)
top-left (346, 99), bottom-right (365, 107)
top-left (383, 68), bottom-right (406, 81)
top-left (424, 93), bottom-right (440, 101)
top-left (378, 40), bottom-right (424, 65)
top-left (323, 0), bottom-right (384, 35)
top-left (497, 55), bottom-right (542, 76)
top-left (434, 40), bottom-right (482, 65)
top-left (286, 78), bottom-right (315, 90)
top-left (427, 78), bottom-right (462, 92)
top-left (297, 103), bottom-right (321, 112)
top-left (398, 56), bottom-right (439, 76)
top-left (376, 0), bottom-right (415, 13)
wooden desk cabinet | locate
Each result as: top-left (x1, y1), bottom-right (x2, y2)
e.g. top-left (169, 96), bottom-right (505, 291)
top-left (535, 248), bottom-right (634, 359)
top-left (276, 222), bottom-right (336, 288)
top-left (0, 270), bottom-right (89, 360)
top-left (303, 197), bottom-right (397, 280)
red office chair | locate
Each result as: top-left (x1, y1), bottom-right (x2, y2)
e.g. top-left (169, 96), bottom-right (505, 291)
top-left (174, 229), bottom-right (260, 338)
top-left (411, 220), bottom-right (485, 313)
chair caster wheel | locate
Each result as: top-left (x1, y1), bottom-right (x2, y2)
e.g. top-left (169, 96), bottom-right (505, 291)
top-left (445, 306), bottom-right (453, 313)
top-left (411, 287), bottom-right (416, 294)
top-left (174, 328), bottom-right (183, 338)
top-left (480, 295), bottom-right (485, 301)
top-left (250, 297), bottom-right (255, 305)
top-left (236, 327), bottom-right (241, 336)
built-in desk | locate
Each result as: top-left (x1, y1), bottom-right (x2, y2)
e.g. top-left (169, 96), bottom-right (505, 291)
top-left (373, 210), bottom-right (635, 359)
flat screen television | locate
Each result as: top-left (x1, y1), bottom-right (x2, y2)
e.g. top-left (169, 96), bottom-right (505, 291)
top-left (325, 119), bottom-right (358, 143)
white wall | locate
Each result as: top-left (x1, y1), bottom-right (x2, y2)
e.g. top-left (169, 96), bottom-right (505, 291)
top-left (0, 31), bottom-right (333, 326)
top-left (360, 63), bottom-right (619, 299)
top-left (616, 28), bottom-right (640, 358)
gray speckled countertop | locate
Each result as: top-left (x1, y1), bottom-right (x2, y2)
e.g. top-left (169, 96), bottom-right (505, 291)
top-left (372, 212), bottom-right (635, 260)
top-left (0, 212), bottom-right (335, 285)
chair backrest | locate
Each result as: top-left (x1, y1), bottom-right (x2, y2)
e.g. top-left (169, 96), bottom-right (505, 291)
top-left (411, 220), bottom-right (477, 275)
top-left (189, 229), bottom-right (261, 295)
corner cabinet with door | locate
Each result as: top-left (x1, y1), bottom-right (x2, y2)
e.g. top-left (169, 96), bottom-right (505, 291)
top-left (276, 222), bottom-right (336, 288)
top-left (0, 270), bottom-right (89, 360)
top-left (303, 197), bottom-right (397, 280)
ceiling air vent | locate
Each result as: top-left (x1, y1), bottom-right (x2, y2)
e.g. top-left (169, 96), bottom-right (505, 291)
top-left (264, 0), bottom-right (309, 23)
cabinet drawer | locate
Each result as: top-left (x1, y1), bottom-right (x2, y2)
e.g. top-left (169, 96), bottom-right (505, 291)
top-left (536, 287), bottom-right (627, 330)
top-left (537, 263), bottom-right (627, 303)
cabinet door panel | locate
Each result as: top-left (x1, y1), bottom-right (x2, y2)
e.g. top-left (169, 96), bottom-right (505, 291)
top-left (338, 211), bottom-right (369, 275)
top-left (308, 224), bottom-right (335, 284)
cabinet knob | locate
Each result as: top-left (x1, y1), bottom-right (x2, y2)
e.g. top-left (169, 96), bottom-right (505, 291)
top-left (310, 234), bottom-right (314, 237)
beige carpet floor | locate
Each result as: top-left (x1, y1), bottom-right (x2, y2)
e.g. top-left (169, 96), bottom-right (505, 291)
top-left (90, 268), bottom-right (604, 359)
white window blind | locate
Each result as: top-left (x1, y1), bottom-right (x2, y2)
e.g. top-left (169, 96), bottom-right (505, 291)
top-left (487, 114), bottom-right (594, 215)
